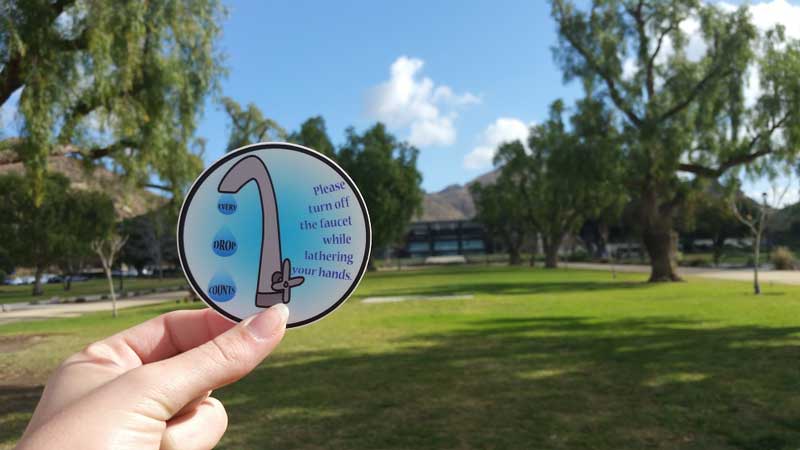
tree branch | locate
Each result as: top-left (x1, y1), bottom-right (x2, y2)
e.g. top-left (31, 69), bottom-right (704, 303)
top-left (144, 183), bottom-right (173, 192)
top-left (646, 22), bottom-right (677, 99)
top-left (0, 54), bottom-right (23, 106)
top-left (55, 28), bottom-right (89, 52)
top-left (0, 139), bottom-right (138, 166)
top-left (678, 112), bottom-right (790, 178)
top-left (659, 65), bottom-right (732, 123)
top-left (0, 0), bottom-right (83, 106)
top-left (627, 1), bottom-right (656, 99)
top-left (554, 1), bottom-right (643, 127)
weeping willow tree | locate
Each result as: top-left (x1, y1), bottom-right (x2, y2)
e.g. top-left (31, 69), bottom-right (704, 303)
top-left (0, 0), bottom-right (225, 202)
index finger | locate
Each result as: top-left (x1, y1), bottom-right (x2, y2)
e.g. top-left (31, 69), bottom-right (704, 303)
top-left (66, 308), bottom-right (237, 372)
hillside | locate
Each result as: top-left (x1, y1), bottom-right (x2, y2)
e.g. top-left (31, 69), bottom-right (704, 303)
top-left (0, 155), bottom-right (165, 219)
top-left (415, 168), bottom-right (499, 222)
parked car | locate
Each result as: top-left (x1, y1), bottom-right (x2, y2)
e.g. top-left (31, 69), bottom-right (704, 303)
top-left (40, 273), bottom-right (58, 284)
top-left (64, 275), bottom-right (89, 283)
top-left (111, 269), bottom-right (139, 277)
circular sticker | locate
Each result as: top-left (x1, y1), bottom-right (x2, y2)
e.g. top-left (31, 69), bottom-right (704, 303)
top-left (178, 142), bottom-right (371, 327)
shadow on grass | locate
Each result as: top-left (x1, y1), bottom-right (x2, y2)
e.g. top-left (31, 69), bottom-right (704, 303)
top-left (0, 385), bottom-right (42, 446)
top-left (218, 317), bottom-right (800, 450)
top-left (4, 317), bottom-right (800, 450)
top-left (364, 280), bottom-right (653, 299)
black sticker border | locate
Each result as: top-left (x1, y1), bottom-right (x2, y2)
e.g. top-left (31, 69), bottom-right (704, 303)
top-left (177, 142), bottom-right (372, 328)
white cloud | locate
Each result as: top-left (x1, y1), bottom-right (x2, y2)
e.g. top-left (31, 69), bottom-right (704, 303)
top-left (409, 115), bottom-right (456, 148)
top-left (735, 0), bottom-right (800, 40)
top-left (463, 117), bottom-right (532, 170)
top-left (365, 56), bottom-right (480, 148)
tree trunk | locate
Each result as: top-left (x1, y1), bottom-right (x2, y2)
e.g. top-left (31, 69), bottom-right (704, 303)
top-left (712, 235), bottom-right (726, 267)
top-left (753, 233), bottom-right (761, 295)
top-left (642, 224), bottom-right (682, 282)
top-left (104, 268), bottom-right (118, 318)
top-left (528, 233), bottom-right (538, 267)
top-left (508, 247), bottom-right (521, 265)
top-left (544, 241), bottom-right (559, 269)
top-left (32, 266), bottom-right (44, 296)
top-left (638, 188), bottom-right (683, 282)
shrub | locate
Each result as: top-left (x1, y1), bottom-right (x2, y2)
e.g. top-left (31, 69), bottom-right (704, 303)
top-left (684, 257), bottom-right (711, 268)
top-left (771, 246), bottom-right (796, 270)
top-left (568, 249), bottom-right (589, 262)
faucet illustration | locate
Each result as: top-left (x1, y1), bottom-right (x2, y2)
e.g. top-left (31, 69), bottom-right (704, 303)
top-left (218, 155), bottom-right (304, 307)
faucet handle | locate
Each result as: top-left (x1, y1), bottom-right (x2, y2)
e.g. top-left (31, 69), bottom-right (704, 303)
top-left (271, 259), bottom-right (305, 304)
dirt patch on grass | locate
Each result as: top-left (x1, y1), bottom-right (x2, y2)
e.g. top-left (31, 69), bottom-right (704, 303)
top-left (0, 384), bottom-right (43, 448)
top-left (0, 334), bottom-right (54, 353)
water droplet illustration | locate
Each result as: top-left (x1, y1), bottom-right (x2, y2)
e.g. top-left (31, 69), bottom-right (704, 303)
top-left (217, 194), bottom-right (238, 215)
top-left (212, 227), bottom-right (238, 257)
top-left (208, 271), bottom-right (236, 302)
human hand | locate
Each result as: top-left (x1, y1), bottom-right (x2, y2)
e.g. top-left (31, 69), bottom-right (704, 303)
top-left (16, 304), bottom-right (289, 450)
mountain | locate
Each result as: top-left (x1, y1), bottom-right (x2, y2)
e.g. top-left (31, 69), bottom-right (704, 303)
top-left (0, 155), bottom-right (165, 219)
top-left (415, 168), bottom-right (500, 222)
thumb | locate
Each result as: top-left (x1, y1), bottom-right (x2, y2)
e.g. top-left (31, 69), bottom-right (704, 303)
top-left (121, 304), bottom-right (289, 421)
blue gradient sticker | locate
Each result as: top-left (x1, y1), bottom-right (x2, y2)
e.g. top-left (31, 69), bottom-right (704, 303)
top-left (178, 142), bottom-right (371, 327)
top-left (208, 271), bottom-right (236, 302)
top-left (217, 194), bottom-right (238, 215)
top-left (211, 226), bottom-right (238, 257)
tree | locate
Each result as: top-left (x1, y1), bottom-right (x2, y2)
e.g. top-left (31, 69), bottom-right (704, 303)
top-left (0, 172), bottom-right (69, 295)
top-left (470, 172), bottom-right (534, 266)
top-left (222, 97), bottom-right (286, 152)
top-left (680, 182), bottom-right (748, 266)
top-left (551, 0), bottom-right (800, 281)
top-left (119, 208), bottom-right (178, 278)
top-left (337, 123), bottom-right (423, 268)
top-left (57, 189), bottom-right (116, 290)
top-left (493, 99), bottom-right (625, 268)
top-left (92, 233), bottom-right (128, 317)
top-left (288, 116), bottom-right (336, 157)
top-left (0, 172), bottom-right (114, 295)
top-left (0, 0), bottom-right (222, 201)
top-left (118, 214), bottom-right (157, 275)
top-left (731, 185), bottom-right (789, 295)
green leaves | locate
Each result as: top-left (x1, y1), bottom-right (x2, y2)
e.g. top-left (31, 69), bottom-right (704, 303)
top-left (221, 103), bottom-right (424, 259)
top-left (0, 171), bottom-right (115, 274)
top-left (0, 0), bottom-right (225, 199)
top-left (472, 97), bottom-right (626, 266)
top-left (222, 97), bottom-right (287, 152)
top-left (551, 0), bottom-right (800, 279)
top-left (288, 116), bottom-right (336, 158)
top-left (337, 123), bottom-right (423, 255)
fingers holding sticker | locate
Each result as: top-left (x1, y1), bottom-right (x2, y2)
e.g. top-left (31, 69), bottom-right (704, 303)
top-left (178, 142), bottom-right (371, 327)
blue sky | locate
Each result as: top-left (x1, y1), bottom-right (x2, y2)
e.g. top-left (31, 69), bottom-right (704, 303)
top-left (197, 0), bottom-right (583, 192)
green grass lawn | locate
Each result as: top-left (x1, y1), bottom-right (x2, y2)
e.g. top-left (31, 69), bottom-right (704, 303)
top-left (0, 277), bottom-right (186, 304)
top-left (2, 266), bottom-right (800, 449)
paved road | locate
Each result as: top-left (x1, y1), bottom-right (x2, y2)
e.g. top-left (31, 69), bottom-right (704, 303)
top-left (0, 290), bottom-right (191, 325)
top-left (566, 262), bottom-right (800, 285)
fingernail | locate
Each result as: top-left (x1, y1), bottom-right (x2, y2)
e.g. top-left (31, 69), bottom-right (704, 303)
top-left (243, 304), bottom-right (289, 341)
